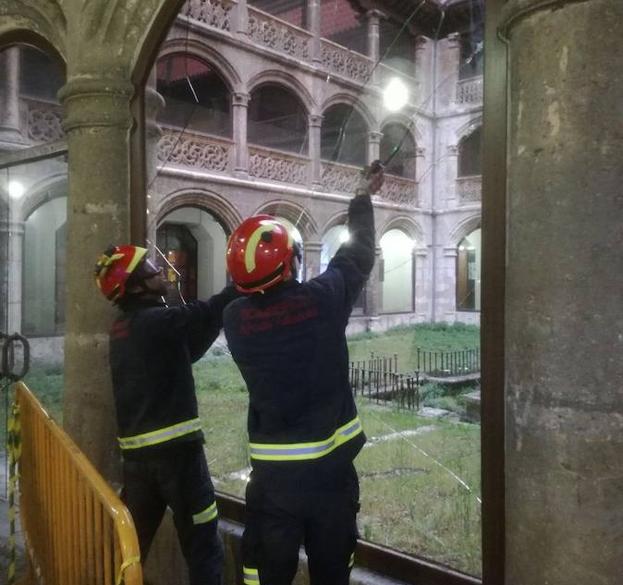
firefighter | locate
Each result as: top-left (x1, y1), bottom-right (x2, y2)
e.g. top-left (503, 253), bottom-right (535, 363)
top-left (94, 245), bottom-right (236, 585)
top-left (223, 162), bottom-right (384, 585)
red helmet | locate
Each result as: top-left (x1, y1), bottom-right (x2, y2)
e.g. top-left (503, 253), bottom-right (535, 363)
top-left (227, 215), bottom-right (297, 293)
top-left (94, 245), bottom-right (148, 302)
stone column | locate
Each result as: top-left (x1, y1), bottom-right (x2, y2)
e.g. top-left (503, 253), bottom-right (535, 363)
top-left (365, 245), bottom-right (382, 319)
top-left (145, 70), bottom-right (165, 249)
top-left (303, 240), bottom-right (322, 281)
top-left (0, 47), bottom-right (23, 146)
top-left (6, 218), bottom-right (24, 333)
top-left (366, 10), bottom-right (383, 85)
top-left (58, 76), bottom-right (135, 481)
top-left (414, 36), bottom-right (429, 103)
top-left (306, 0), bottom-right (321, 63)
top-left (436, 32), bottom-right (460, 111)
top-left (501, 2), bottom-right (623, 584)
top-left (308, 114), bottom-right (323, 187)
top-left (445, 144), bottom-right (459, 208)
top-left (234, 0), bottom-right (249, 38)
top-left (232, 92), bottom-right (249, 178)
top-left (414, 246), bottom-right (428, 319)
top-left (367, 130), bottom-right (382, 166)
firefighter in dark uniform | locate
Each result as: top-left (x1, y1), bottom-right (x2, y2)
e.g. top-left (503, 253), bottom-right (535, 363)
top-left (94, 245), bottom-right (236, 585)
top-left (223, 162), bottom-right (384, 585)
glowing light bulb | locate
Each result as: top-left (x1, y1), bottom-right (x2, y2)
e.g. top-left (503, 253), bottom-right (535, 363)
top-left (8, 180), bottom-right (25, 200)
top-left (383, 78), bottom-right (409, 112)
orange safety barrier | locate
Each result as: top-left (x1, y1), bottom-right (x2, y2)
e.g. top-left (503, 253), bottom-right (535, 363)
top-left (15, 382), bottom-right (143, 585)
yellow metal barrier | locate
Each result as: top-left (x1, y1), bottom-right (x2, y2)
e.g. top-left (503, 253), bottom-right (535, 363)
top-left (15, 382), bottom-right (143, 585)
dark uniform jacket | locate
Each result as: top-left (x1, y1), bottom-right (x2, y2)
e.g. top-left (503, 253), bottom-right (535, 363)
top-left (109, 287), bottom-right (236, 459)
top-left (223, 194), bottom-right (375, 480)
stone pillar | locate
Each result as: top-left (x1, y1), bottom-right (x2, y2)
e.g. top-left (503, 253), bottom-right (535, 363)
top-left (414, 246), bottom-right (428, 319)
top-left (414, 36), bottom-right (429, 103)
top-left (6, 218), bottom-right (24, 333)
top-left (445, 144), bottom-right (459, 208)
top-left (0, 47), bottom-right (23, 146)
top-left (366, 10), bottom-right (383, 85)
top-left (367, 130), bottom-right (382, 166)
top-left (303, 240), bottom-right (322, 281)
top-left (365, 245), bottom-right (382, 318)
top-left (145, 70), bottom-right (165, 249)
top-left (501, 1), bottom-right (623, 584)
top-left (232, 92), bottom-right (249, 178)
top-left (308, 115), bottom-right (323, 187)
top-left (415, 146), bottom-right (427, 208)
top-left (234, 0), bottom-right (249, 38)
top-left (58, 76), bottom-right (135, 481)
top-left (307, 0), bottom-right (321, 63)
top-left (436, 32), bottom-right (460, 111)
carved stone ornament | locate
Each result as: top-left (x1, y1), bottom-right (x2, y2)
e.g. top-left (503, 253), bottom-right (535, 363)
top-left (379, 176), bottom-right (418, 207)
top-left (249, 150), bottom-right (308, 184)
top-left (248, 11), bottom-right (310, 60)
top-left (184, 0), bottom-right (232, 32)
top-left (456, 176), bottom-right (482, 202)
top-left (456, 77), bottom-right (483, 105)
top-left (320, 42), bottom-right (372, 84)
top-left (158, 132), bottom-right (230, 172)
top-left (27, 106), bottom-right (64, 142)
top-left (321, 162), bottom-right (360, 194)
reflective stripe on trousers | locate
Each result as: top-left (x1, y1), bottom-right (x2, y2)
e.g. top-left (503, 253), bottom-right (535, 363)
top-left (193, 501), bottom-right (218, 524)
top-left (243, 566), bottom-right (260, 585)
top-left (248, 416), bottom-right (362, 461)
top-left (118, 417), bottom-right (202, 450)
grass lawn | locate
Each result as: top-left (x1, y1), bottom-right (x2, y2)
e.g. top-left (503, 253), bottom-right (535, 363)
top-left (11, 323), bottom-right (482, 577)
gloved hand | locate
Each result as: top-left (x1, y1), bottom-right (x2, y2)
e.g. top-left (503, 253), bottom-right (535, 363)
top-left (355, 160), bottom-right (385, 196)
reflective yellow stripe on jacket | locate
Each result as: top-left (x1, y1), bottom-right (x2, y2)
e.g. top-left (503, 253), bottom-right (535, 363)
top-left (249, 416), bottom-right (362, 461)
top-left (118, 417), bottom-right (202, 450)
top-left (193, 501), bottom-right (218, 525)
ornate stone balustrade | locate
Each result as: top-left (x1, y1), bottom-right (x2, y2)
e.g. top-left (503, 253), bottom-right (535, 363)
top-left (320, 161), bottom-right (361, 194)
top-left (456, 175), bottom-right (482, 202)
top-left (158, 129), bottom-right (232, 172)
top-left (320, 39), bottom-right (373, 85)
top-left (182, 0), bottom-right (233, 32)
top-left (247, 7), bottom-right (311, 61)
top-left (456, 76), bottom-right (483, 105)
top-left (379, 175), bottom-right (418, 207)
top-left (249, 146), bottom-right (309, 185)
top-left (23, 99), bottom-right (64, 142)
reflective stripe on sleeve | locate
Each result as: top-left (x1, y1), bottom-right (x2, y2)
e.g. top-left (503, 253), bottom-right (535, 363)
top-left (243, 566), bottom-right (260, 585)
top-left (249, 416), bottom-right (363, 461)
top-left (193, 501), bottom-right (218, 525)
top-left (118, 417), bottom-right (202, 450)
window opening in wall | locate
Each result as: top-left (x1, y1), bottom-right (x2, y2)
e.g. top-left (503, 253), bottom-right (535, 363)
top-left (141, 0), bottom-right (487, 581)
top-left (320, 0), bottom-right (367, 54)
top-left (248, 84), bottom-right (308, 154)
top-left (457, 228), bottom-right (482, 312)
top-left (459, 127), bottom-right (483, 177)
top-left (321, 104), bottom-right (368, 166)
top-left (157, 54), bottom-right (232, 137)
top-left (249, 0), bottom-right (307, 29)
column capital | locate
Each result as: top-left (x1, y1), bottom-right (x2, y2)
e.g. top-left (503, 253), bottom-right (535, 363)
top-left (447, 144), bottom-right (459, 156)
top-left (366, 9), bottom-right (386, 20)
top-left (308, 114), bottom-right (323, 127)
top-left (416, 146), bottom-right (426, 157)
top-left (447, 32), bottom-right (461, 49)
top-left (415, 36), bottom-right (429, 51)
top-left (59, 77), bottom-right (134, 133)
top-left (303, 240), bottom-right (323, 253)
top-left (368, 130), bottom-right (383, 143)
top-left (232, 92), bottom-right (250, 106)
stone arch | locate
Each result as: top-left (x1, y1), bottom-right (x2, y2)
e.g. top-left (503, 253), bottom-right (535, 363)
top-left (20, 173), bottom-right (68, 222)
top-left (320, 211), bottom-right (349, 235)
top-left (378, 215), bottom-right (424, 243)
top-left (455, 115), bottom-right (483, 143)
top-left (380, 113), bottom-right (422, 143)
top-left (156, 38), bottom-right (242, 92)
top-left (321, 93), bottom-right (376, 129)
top-left (156, 188), bottom-right (243, 235)
top-left (252, 199), bottom-right (318, 241)
top-left (449, 214), bottom-right (481, 246)
top-left (0, 17), bottom-right (67, 64)
top-left (247, 70), bottom-right (314, 113)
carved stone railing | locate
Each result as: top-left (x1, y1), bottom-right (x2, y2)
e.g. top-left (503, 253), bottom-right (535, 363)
top-left (378, 175), bottom-right (418, 207)
top-left (320, 161), bottom-right (361, 194)
top-left (23, 99), bottom-right (64, 143)
top-left (249, 145), bottom-right (309, 185)
top-left (455, 76), bottom-right (483, 105)
top-left (247, 7), bottom-right (311, 61)
top-left (158, 128), bottom-right (232, 172)
top-left (456, 175), bottom-right (482, 203)
top-left (182, 0), bottom-right (233, 32)
top-left (320, 39), bottom-right (373, 85)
